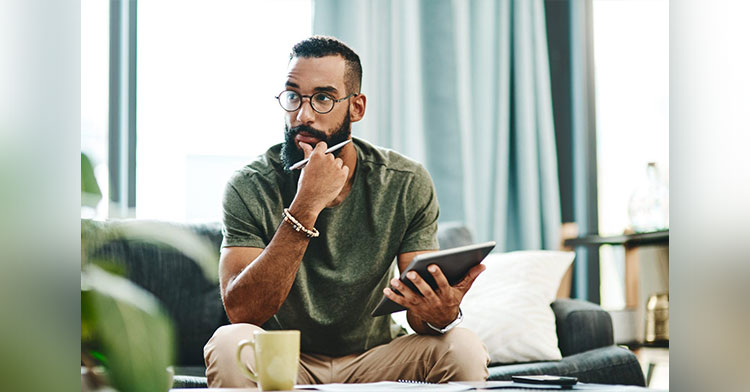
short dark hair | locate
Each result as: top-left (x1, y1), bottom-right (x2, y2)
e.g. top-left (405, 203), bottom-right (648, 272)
top-left (290, 35), bottom-right (362, 95)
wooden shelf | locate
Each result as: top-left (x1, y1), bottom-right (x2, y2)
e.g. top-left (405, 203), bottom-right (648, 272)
top-left (564, 230), bottom-right (669, 248)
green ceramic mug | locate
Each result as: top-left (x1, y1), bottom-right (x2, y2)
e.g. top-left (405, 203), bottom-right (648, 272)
top-left (236, 330), bottom-right (300, 391)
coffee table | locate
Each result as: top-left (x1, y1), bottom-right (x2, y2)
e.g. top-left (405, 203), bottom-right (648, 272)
top-left (170, 381), bottom-right (667, 391)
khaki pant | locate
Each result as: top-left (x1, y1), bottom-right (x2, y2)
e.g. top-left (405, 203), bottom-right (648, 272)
top-left (204, 323), bottom-right (490, 388)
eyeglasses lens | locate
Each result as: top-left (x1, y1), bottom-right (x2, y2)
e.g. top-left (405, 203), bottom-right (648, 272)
top-left (278, 91), bottom-right (334, 113)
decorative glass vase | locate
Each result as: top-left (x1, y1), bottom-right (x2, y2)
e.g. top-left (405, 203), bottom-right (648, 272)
top-left (628, 162), bottom-right (669, 233)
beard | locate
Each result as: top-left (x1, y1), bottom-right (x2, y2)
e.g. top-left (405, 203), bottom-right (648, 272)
top-left (281, 109), bottom-right (352, 171)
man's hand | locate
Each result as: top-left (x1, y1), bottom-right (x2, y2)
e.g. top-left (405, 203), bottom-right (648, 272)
top-left (294, 141), bottom-right (349, 212)
top-left (384, 263), bottom-right (486, 329)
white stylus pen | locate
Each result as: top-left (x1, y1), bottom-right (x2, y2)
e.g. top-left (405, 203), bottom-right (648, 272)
top-left (289, 139), bottom-right (352, 170)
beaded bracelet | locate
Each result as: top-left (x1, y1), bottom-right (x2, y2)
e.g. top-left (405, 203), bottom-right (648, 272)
top-left (282, 208), bottom-right (319, 238)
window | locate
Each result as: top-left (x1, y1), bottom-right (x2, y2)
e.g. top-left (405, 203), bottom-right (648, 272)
top-left (136, 0), bottom-right (312, 221)
top-left (81, 0), bottom-right (110, 219)
top-left (592, 0), bottom-right (669, 308)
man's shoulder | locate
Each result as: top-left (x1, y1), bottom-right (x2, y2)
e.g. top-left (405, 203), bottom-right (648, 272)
top-left (354, 137), bottom-right (428, 176)
top-left (229, 143), bottom-right (286, 186)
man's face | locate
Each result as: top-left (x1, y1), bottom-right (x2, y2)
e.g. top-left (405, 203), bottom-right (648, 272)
top-left (280, 55), bottom-right (352, 170)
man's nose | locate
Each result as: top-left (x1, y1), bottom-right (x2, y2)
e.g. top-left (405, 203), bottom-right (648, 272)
top-left (295, 98), bottom-right (315, 124)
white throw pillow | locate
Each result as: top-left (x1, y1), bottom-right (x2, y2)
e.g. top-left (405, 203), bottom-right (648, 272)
top-left (460, 250), bottom-right (575, 364)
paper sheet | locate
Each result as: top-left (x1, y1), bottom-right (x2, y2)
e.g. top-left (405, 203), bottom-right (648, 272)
top-left (295, 381), bottom-right (473, 392)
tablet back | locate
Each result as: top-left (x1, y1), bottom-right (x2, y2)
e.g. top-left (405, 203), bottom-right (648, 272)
top-left (371, 241), bottom-right (496, 317)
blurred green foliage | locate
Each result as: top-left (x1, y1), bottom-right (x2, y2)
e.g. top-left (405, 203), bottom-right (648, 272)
top-left (81, 153), bottom-right (217, 392)
top-left (81, 152), bottom-right (101, 208)
top-left (81, 265), bottom-right (174, 392)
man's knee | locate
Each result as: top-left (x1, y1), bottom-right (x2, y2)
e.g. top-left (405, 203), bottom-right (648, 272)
top-left (206, 323), bottom-right (262, 350)
top-left (204, 323), bottom-right (264, 387)
top-left (427, 327), bottom-right (489, 381)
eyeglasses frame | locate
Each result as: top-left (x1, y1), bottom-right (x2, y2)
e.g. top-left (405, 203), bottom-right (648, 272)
top-left (275, 90), bottom-right (359, 114)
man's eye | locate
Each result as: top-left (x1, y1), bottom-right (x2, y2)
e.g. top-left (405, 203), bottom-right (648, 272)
top-left (285, 92), bottom-right (300, 101)
top-left (314, 94), bottom-right (332, 102)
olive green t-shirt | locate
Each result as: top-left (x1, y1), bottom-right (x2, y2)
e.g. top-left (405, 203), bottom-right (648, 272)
top-left (221, 137), bottom-right (439, 356)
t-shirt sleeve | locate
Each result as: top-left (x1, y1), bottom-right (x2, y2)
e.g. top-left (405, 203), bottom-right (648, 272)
top-left (221, 175), bottom-right (268, 249)
top-left (399, 164), bottom-right (440, 254)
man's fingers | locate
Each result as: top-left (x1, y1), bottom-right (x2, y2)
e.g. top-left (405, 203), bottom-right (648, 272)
top-left (472, 263), bottom-right (487, 278)
top-left (313, 141), bottom-right (328, 155)
top-left (406, 271), bottom-right (440, 302)
top-left (457, 264), bottom-right (486, 292)
top-left (299, 142), bottom-right (313, 159)
top-left (428, 264), bottom-right (451, 292)
top-left (383, 287), bottom-right (408, 307)
top-left (390, 278), bottom-right (420, 305)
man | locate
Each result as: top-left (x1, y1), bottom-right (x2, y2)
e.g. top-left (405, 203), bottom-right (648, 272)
top-left (204, 36), bottom-right (489, 387)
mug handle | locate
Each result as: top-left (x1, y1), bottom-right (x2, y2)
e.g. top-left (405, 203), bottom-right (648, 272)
top-left (236, 339), bottom-right (258, 382)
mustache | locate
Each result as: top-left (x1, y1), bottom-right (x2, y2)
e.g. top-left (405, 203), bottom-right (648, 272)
top-left (287, 125), bottom-right (328, 142)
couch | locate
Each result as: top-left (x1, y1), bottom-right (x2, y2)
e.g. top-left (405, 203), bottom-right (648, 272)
top-left (86, 220), bottom-right (645, 388)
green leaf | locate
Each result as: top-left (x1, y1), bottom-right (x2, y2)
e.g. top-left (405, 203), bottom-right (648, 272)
top-left (82, 265), bottom-right (175, 392)
top-left (81, 152), bottom-right (102, 208)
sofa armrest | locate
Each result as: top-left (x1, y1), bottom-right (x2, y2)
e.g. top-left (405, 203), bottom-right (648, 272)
top-left (552, 299), bottom-right (614, 357)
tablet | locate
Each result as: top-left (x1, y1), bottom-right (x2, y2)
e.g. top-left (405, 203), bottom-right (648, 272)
top-left (370, 241), bottom-right (496, 317)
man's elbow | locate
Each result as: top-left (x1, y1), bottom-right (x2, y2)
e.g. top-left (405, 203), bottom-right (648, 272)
top-left (223, 301), bottom-right (247, 324)
top-left (222, 289), bottom-right (252, 324)
top-left (222, 287), bottom-right (277, 326)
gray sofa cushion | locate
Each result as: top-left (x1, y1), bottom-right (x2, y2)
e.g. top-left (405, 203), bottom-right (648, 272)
top-left (437, 221), bottom-right (475, 249)
top-left (488, 345), bottom-right (645, 386)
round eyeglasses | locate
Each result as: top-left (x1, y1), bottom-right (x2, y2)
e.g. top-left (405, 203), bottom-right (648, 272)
top-left (275, 90), bottom-right (358, 114)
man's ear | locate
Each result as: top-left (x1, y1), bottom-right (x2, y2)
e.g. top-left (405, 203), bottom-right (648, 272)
top-left (349, 93), bottom-right (366, 123)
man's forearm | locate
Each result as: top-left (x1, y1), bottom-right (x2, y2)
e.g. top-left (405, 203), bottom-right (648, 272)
top-left (223, 202), bottom-right (320, 325)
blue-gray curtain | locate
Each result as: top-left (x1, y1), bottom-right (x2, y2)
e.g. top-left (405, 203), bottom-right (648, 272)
top-left (314, 0), bottom-right (561, 251)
